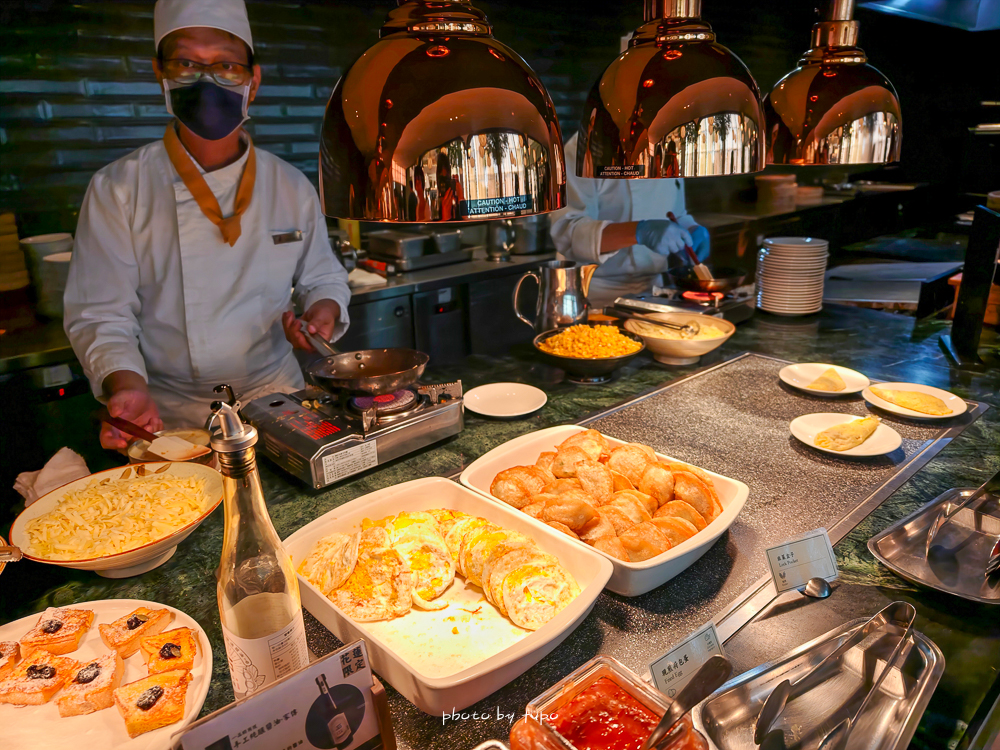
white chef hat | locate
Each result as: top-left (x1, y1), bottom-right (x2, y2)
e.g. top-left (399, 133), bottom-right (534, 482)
top-left (154, 0), bottom-right (254, 53)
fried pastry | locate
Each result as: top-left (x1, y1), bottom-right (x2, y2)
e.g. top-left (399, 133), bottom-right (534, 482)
top-left (557, 429), bottom-right (610, 462)
top-left (521, 500), bottom-right (547, 519)
top-left (613, 489), bottom-right (658, 517)
top-left (56, 651), bottom-right (124, 717)
top-left (551, 446), bottom-right (592, 478)
top-left (0, 649), bottom-right (77, 705)
top-left (814, 415), bottom-right (880, 451)
top-left (673, 471), bottom-right (719, 523)
top-left (618, 522), bottom-right (671, 562)
top-left (0, 642), bottom-right (20, 680)
top-left (297, 531), bottom-right (360, 595)
top-left (591, 535), bottom-right (629, 562)
top-left (610, 471), bottom-right (634, 491)
top-left (99, 607), bottom-right (174, 659)
top-left (601, 507), bottom-right (641, 536)
top-left (540, 492), bottom-right (599, 530)
top-left (606, 444), bottom-right (654, 486)
top-left (21, 607), bottom-right (95, 655)
top-left (650, 516), bottom-right (699, 547)
top-left (546, 521), bottom-right (579, 539)
top-left (654, 500), bottom-right (707, 531)
top-left (540, 478), bottom-right (585, 496)
top-left (575, 460), bottom-right (614, 505)
top-left (807, 367), bottom-right (846, 392)
top-left (535, 452), bottom-right (557, 474)
top-left (114, 669), bottom-right (192, 738)
top-left (577, 513), bottom-right (617, 543)
top-left (638, 463), bottom-right (675, 505)
top-left (871, 387), bottom-right (951, 415)
top-left (140, 627), bottom-right (199, 675)
top-left (491, 466), bottom-right (552, 509)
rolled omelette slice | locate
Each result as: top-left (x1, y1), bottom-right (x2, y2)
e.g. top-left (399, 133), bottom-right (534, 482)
top-left (814, 415), bottom-right (880, 451)
top-left (871, 386), bottom-right (951, 415)
top-left (807, 367), bottom-right (846, 392)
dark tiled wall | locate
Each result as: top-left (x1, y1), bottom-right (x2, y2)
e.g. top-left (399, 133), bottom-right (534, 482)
top-left (0, 0), bottom-right (994, 236)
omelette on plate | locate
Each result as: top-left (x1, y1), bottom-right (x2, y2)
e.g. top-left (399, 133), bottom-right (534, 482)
top-left (871, 386), bottom-right (951, 415)
top-left (814, 415), bottom-right (880, 451)
top-left (807, 367), bottom-right (846, 392)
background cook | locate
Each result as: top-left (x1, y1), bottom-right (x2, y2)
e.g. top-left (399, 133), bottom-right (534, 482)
top-left (63, 0), bottom-right (351, 449)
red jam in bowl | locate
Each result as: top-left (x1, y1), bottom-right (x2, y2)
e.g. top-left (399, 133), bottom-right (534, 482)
top-left (548, 677), bottom-right (659, 750)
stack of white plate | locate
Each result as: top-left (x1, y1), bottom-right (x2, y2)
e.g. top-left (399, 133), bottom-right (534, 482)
top-left (756, 237), bottom-right (829, 316)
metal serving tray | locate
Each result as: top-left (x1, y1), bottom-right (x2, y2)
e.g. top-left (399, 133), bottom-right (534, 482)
top-left (868, 487), bottom-right (1000, 604)
top-left (693, 618), bottom-right (944, 750)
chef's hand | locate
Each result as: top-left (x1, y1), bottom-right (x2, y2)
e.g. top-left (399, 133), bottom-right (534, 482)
top-left (101, 372), bottom-right (162, 451)
top-left (635, 220), bottom-right (694, 258)
top-left (282, 299), bottom-right (342, 352)
top-left (689, 224), bottom-right (711, 262)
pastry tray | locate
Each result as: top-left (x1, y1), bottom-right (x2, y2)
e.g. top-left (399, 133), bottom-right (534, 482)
top-left (692, 617), bottom-right (945, 750)
top-left (868, 487), bottom-right (1000, 604)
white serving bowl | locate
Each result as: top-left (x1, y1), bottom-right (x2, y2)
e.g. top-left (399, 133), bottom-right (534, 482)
top-left (623, 312), bottom-right (735, 366)
top-left (10, 462), bottom-right (224, 578)
top-left (460, 425), bottom-right (750, 597)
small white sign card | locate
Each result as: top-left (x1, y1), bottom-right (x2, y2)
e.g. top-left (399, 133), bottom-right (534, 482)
top-left (649, 621), bottom-right (726, 698)
top-left (765, 527), bottom-right (839, 594)
top-left (180, 640), bottom-right (384, 750)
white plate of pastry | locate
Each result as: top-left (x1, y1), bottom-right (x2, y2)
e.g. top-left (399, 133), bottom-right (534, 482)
top-left (862, 382), bottom-right (966, 419)
top-left (0, 598), bottom-right (211, 750)
top-left (790, 413), bottom-right (902, 457)
top-left (779, 363), bottom-right (870, 396)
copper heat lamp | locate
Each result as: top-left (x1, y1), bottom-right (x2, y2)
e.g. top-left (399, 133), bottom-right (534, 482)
top-left (577, 0), bottom-right (765, 179)
top-left (319, 0), bottom-right (566, 222)
top-left (765, 0), bottom-right (901, 165)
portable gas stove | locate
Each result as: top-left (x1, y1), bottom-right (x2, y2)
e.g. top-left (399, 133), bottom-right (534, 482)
top-left (611, 282), bottom-right (757, 324)
top-left (241, 382), bottom-right (463, 489)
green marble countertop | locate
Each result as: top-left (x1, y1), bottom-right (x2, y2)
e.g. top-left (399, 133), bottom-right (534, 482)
top-left (3, 304), bottom-right (997, 749)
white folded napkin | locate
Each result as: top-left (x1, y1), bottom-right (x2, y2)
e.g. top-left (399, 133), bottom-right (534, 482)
top-left (348, 267), bottom-right (387, 288)
top-left (14, 447), bottom-right (91, 506)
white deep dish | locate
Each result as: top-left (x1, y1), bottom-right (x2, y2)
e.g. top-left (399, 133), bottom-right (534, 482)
top-left (9, 463), bottom-right (224, 578)
top-left (862, 382), bottom-right (967, 420)
top-left (1, 598), bottom-right (212, 750)
top-left (459, 425), bottom-right (750, 596)
top-left (789, 413), bottom-right (902, 457)
top-left (282, 477), bottom-right (612, 715)
top-left (779, 363), bottom-right (871, 396)
top-left (464, 382), bottom-right (547, 418)
top-left (624, 312), bottom-right (735, 366)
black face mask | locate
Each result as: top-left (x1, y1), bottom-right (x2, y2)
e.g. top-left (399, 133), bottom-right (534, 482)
top-left (166, 79), bottom-right (248, 141)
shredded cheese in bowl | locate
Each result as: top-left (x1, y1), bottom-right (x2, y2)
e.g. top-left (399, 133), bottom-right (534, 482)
top-left (24, 473), bottom-right (210, 560)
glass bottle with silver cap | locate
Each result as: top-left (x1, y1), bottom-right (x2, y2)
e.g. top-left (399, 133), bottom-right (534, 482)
top-left (209, 385), bottom-right (309, 700)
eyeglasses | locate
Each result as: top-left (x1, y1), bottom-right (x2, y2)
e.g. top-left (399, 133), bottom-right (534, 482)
top-left (162, 58), bottom-right (253, 87)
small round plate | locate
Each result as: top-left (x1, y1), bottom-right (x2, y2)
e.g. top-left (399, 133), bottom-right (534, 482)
top-left (790, 413), bottom-right (902, 457)
top-left (862, 382), bottom-right (967, 419)
top-left (779, 363), bottom-right (870, 396)
top-left (464, 383), bottom-right (547, 418)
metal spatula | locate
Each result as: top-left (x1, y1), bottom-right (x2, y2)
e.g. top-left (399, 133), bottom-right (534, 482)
top-left (101, 413), bottom-right (210, 462)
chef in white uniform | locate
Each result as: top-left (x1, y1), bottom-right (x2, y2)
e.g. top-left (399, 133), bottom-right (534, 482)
top-left (64, 0), bottom-right (351, 449)
top-left (550, 132), bottom-right (711, 309)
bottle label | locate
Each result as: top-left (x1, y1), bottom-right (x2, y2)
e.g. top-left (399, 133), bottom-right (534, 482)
top-left (222, 610), bottom-right (309, 700)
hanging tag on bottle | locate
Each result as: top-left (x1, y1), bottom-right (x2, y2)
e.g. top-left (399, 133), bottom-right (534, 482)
top-left (180, 640), bottom-right (395, 750)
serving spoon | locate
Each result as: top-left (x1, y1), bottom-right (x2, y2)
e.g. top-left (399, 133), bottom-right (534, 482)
top-left (641, 655), bottom-right (732, 750)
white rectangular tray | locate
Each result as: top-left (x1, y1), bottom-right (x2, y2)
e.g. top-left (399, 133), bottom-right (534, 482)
top-left (282, 476), bottom-right (613, 716)
top-left (459, 425), bottom-right (750, 596)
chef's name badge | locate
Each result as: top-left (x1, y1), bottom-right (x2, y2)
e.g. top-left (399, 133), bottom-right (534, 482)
top-left (180, 640), bottom-right (389, 750)
top-left (648, 621), bottom-right (726, 697)
top-left (765, 527), bottom-right (838, 594)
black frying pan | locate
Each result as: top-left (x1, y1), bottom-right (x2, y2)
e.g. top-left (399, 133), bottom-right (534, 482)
top-left (306, 349), bottom-right (429, 396)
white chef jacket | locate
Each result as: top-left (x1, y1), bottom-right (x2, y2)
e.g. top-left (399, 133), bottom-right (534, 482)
top-left (550, 133), bottom-right (697, 308)
top-left (64, 136), bottom-right (352, 428)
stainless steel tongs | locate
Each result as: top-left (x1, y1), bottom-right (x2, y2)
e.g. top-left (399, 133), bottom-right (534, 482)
top-left (925, 467), bottom-right (1000, 556)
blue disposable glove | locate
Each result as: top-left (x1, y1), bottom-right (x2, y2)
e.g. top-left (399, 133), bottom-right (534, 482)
top-left (689, 224), bottom-right (710, 262)
top-left (635, 220), bottom-right (693, 258)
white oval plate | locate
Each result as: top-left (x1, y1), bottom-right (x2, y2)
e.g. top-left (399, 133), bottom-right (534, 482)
top-left (0, 598), bottom-right (212, 750)
top-left (862, 382), bottom-right (967, 419)
top-left (464, 382), bottom-right (547, 418)
top-left (790, 413), bottom-right (902, 457)
top-left (780, 363), bottom-right (871, 395)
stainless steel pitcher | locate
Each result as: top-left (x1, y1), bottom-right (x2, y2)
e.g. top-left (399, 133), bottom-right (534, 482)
top-left (512, 260), bottom-right (598, 332)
